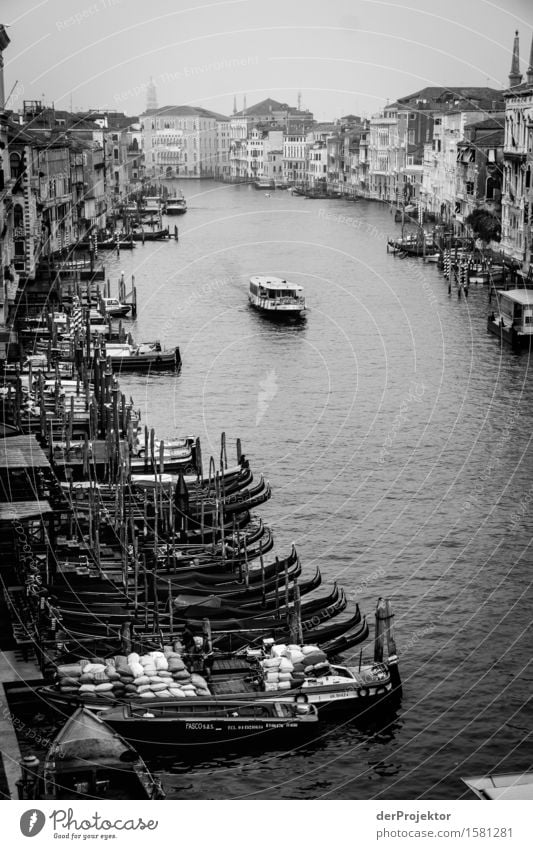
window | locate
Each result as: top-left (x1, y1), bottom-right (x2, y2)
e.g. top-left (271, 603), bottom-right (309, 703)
top-left (486, 176), bottom-right (497, 200)
top-left (10, 152), bottom-right (22, 179)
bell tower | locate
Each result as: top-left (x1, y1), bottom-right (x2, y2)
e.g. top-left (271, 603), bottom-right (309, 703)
top-left (508, 30), bottom-right (522, 87)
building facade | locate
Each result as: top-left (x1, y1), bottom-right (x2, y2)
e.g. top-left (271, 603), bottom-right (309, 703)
top-left (500, 32), bottom-right (533, 266)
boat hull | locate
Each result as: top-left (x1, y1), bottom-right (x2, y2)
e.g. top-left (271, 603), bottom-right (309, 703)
top-left (249, 299), bottom-right (306, 319)
top-left (108, 347), bottom-right (181, 371)
top-left (487, 318), bottom-right (533, 352)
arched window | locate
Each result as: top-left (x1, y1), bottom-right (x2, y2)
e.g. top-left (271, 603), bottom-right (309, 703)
top-left (10, 152), bottom-right (23, 179)
top-left (486, 177), bottom-right (497, 200)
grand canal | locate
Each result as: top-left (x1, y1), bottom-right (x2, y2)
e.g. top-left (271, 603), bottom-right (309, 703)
top-left (99, 182), bottom-right (532, 799)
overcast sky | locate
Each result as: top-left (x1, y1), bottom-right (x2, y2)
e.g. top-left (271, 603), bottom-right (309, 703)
top-left (2, 0), bottom-right (532, 120)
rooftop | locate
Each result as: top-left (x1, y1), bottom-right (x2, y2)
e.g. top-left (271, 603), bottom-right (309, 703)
top-left (143, 105), bottom-right (229, 120)
top-left (250, 275), bottom-right (304, 292)
top-left (498, 289), bottom-right (533, 305)
top-left (233, 98), bottom-right (311, 118)
top-left (397, 86), bottom-right (504, 106)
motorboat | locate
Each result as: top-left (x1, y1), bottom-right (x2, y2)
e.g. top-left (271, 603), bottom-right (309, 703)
top-left (249, 275), bottom-right (306, 318)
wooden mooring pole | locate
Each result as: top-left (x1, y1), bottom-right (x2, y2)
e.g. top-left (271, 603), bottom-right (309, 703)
top-left (374, 597), bottom-right (402, 692)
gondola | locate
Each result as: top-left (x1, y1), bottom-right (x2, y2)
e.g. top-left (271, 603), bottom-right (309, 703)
top-left (50, 580), bottom-right (338, 624)
top-left (52, 587), bottom-right (347, 638)
top-left (130, 228), bottom-right (170, 241)
top-left (51, 545), bottom-right (303, 603)
top-left (208, 603), bottom-right (364, 653)
top-left (26, 707), bottom-right (164, 800)
top-left (63, 465), bottom-right (254, 509)
top-left (52, 565), bottom-right (321, 614)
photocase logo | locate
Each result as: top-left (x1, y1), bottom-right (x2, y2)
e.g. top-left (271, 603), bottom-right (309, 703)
top-left (256, 368), bottom-right (278, 426)
top-left (20, 810), bottom-right (46, 837)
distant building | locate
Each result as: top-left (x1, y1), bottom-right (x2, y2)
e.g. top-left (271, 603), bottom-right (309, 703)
top-left (141, 105), bottom-right (229, 178)
top-left (232, 97), bottom-right (313, 127)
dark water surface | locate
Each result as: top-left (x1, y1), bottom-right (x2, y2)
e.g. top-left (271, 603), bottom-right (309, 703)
top-left (99, 181), bottom-right (532, 799)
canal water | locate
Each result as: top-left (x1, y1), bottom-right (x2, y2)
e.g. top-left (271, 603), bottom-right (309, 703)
top-left (88, 183), bottom-right (532, 798)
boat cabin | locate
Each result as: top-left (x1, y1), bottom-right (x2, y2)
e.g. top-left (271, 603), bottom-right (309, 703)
top-left (250, 276), bottom-right (304, 301)
top-left (495, 289), bottom-right (533, 334)
top-left (143, 196), bottom-right (162, 211)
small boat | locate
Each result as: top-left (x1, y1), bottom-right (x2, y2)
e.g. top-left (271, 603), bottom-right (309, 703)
top-left (249, 275), bottom-right (306, 318)
top-left (487, 289), bottom-right (533, 352)
top-left (165, 193), bottom-right (187, 215)
top-left (462, 772), bottom-right (533, 800)
top-left (25, 707), bottom-right (164, 799)
top-left (130, 227), bottom-right (170, 241)
top-left (254, 179), bottom-right (274, 190)
top-left (105, 341), bottom-right (181, 372)
top-left (101, 297), bottom-right (131, 318)
top-left (468, 263), bottom-right (504, 284)
top-left (101, 698), bottom-right (318, 748)
top-left (140, 196), bottom-right (163, 215)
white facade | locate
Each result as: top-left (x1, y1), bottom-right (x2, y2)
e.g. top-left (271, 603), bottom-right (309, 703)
top-left (141, 109), bottom-right (222, 178)
top-left (283, 133), bottom-right (309, 184)
top-left (306, 141), bottom-right (327, 187)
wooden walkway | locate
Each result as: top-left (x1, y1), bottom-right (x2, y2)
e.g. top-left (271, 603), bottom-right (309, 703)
top-left (0, 650), bottom-right (44, 799)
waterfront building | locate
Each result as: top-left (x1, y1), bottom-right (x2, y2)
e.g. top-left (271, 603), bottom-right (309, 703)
top-left (229, 98), bottom-right (314, 183)
top-left (420, 93), bottom-right (504, 226)
top-left (368, 105), bottom-right (399, 201)
top-left (263, 145), bottom-right (283, 184)
top-left (141, 105), bottom-right (229, 178)
top-left (215, 117), bottom-right (231, 180)
top-left (364, 87), bottom-right (503, 212)
top-left (246, 127), bottom-right (283, 181)
top-left (306, 140), bottom-right (328, 190)
top-left (501, 31), bottom-right (533, 267)
top-left (283, 121), bottom-right (313, 185)
top-left (455, 114), bottom-right (505, 235)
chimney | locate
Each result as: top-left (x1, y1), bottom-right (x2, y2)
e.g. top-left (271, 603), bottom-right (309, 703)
top-left (508, 30), bottom-right (522, 87)
top-left (243, 94), bottom-right (247, 114)
top-left (0, 25), bottom-right (11, 110)
top-left (233, 94), bottom-right (237, 115)
top-left (527, 32), bottom-right (533, 84)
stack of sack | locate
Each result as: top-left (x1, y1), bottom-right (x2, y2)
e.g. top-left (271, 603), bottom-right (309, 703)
top-left (55, 646), bottom-right (211, 701)
top-left (259, 644), bottom-right (331, 690)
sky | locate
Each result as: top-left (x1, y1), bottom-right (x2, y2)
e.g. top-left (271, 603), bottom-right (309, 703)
top-left (1, 0), bottom-right (532, 121)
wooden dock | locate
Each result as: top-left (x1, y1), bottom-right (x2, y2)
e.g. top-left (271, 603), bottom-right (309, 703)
top-left (0, 650), bottom-right (44, 799)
